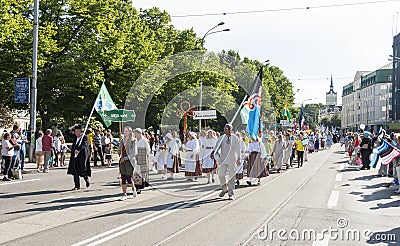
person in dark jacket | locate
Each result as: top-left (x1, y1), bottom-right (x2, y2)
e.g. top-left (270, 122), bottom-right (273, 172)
top-left (66, 124), bottom-right (91, 190)
top-left (360, 131), bottom-right (373, 170)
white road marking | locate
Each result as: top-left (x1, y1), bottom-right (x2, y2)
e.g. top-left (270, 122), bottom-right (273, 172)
top-left (86, 191), bottom-right (219, 246)
top-left (335, 173), bottom-right (342, 182)
top-left (327, 190), bottom-right (340, 208)
top-left (339, 164), bottom-right (345, 170)
top-left (312, 233), bottom-right (330, 246)
top-left (72, 189), bottom-right (218, 246)
top-left (155, 168), bottom-right (294, 245)
top-left (0, 179), bottom-right (41, 186)
top-left (240, 150), bottom-right (329, 245)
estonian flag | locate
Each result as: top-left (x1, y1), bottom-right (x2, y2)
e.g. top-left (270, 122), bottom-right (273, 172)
top-left (243, 66), bottom-right (263, 139)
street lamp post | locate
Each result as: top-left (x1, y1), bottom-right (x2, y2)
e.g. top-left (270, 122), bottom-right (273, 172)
top-left (199, 22), bottom-right (230, 132)
top-left (29, 0), bottom-right (39, 162)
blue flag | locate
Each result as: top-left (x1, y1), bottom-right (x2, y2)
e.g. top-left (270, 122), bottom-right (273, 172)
top-left (244, 67), bottom-right (263, 139)
top-left (299, 108), bottom-right (304, 130)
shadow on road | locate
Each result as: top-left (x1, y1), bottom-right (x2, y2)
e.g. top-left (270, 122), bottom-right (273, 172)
top-left (0, 189), bottom-right (71, 199)
top-left (86, 197), bottom-right (224, 221)
top-left (5, 193), bottom-right (119, 215)
top-left (366, 227), bottom-right (400, 245)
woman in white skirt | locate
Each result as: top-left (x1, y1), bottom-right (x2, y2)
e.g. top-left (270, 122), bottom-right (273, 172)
top-left (183, 132), bottom-right (200, 181)
top-left (201, 130), bottom-right (217, 184)
top-left (165, 133), bottom-right (179, 180)
top-left (235, 132), bottom-right (247, 186)
top-left (155, 144), bottom-right (167, 177)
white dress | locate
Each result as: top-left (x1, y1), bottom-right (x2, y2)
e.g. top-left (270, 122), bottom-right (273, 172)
top-left (272, 140), bottom-right (285, 169)
top-left (183, 139), bottom-right (199, 173)
top-left (155, 146), bottom-right (167, 171)
top-left (201, 138), bottom-right (217, 171)
top-left (236, 139), bottom-right (246, 175)
top-left (166, 140), bottom-right (178, 169)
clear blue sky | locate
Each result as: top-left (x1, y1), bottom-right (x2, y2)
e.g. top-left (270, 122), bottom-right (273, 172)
top-left (133, 0), bottom-right (400, 105)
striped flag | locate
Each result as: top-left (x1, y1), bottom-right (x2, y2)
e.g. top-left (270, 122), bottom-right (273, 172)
top-left (370, 138), bottom-right (400, 167)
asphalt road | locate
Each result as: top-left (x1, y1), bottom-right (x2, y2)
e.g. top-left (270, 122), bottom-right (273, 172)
top-left (1, 144), bottom-right (399, 246)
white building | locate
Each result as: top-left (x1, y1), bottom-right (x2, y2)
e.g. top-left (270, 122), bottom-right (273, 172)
top-left (341, 64), bottom-right (392, 133)
top-left (319, 76), bottom-right (342, 121)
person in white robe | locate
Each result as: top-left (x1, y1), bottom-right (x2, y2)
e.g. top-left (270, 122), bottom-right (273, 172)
top-left (183, 132), bottom-right (200, 181)
top-left (272, 134), bottom-right (285, 173)
top-left (165, 133), bottom-right (179, 180)
top-left (201, 130), bottom-right (217, 184)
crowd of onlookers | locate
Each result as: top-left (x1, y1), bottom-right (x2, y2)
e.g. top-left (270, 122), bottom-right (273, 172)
top-left (341, 130), bottom-right (400, 194)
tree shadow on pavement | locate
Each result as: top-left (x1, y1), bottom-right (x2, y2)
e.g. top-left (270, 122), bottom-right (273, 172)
top-left (86, 197), bottom-right (224, 221)
top-left (0, 189), bottom-right (71, 199)
top-left (366, 227), bottom-right (400, 245)
top-left (5, 193), bottom-right (119, 215)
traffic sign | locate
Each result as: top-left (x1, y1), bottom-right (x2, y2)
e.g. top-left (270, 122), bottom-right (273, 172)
top-left (14, 78), bottom-right (30, 103)
top-left (192, 110), bottom-right (217, 120)
top-left (102, 109), bottom-right (136, 122)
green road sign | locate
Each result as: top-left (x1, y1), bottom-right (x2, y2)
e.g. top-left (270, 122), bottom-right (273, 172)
top-left (102, 109), bottom-right (136, 123)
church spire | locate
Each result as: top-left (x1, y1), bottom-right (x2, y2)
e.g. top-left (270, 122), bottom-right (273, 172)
top-left (330, 74), bottom-right (334, 91)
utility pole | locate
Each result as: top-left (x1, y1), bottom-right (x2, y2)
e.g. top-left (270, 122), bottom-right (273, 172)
top-left (29, 0), bottom-right (39, 162)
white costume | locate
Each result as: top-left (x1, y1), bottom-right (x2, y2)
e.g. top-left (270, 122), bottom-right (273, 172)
top-left (201, 137), bottom-right (217, 172)
top-left (166, 137), bottom-right (179, 171)
top-left (283, 138), bottom-right (294, 165)
top-left (272, 139), bottom-right (285, 170)
top-left (154, 146), bottom-right (167, 171)
top-left (236, 138), bottom-right (246, 178)
top-left (183, 138), bottom-right (200, 174)
top-left (214, 134), bottom-right (241, 197)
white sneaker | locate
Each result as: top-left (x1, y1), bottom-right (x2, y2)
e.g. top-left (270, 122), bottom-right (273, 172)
top-left (120, 194), bottom-right (128, 201)
top-left (132, 189), bottom-right (137, 198)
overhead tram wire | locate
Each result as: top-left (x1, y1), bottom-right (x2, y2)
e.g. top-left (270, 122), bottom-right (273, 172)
top-left (171, 0), bottom-right (400, 18)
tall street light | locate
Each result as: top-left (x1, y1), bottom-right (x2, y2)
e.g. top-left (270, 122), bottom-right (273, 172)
top-left (29, 0), bottom-right (39, 162)
top-left (199, 22), bottom-right (230, 132)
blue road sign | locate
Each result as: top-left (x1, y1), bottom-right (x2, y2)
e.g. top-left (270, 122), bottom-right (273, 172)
top-left (14, 78), bottom-right (30, 103)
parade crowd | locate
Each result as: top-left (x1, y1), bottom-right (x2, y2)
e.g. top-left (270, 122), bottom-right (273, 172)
top-left (1, 123), bottom-right (352, 201)
top-left (342, 130), bottom-right (400, 194)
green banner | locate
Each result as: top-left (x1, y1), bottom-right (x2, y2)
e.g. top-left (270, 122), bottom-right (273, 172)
top-left (102, 109), bottom-right (136, 123)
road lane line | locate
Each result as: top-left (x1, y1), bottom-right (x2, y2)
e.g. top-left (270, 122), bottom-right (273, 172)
top-left (0, 179), bottom-right (41, 186)
top-left (335, 173), bottom-right (342, 182)
top-left (327, 190), bottom-right (339, 208)
top-left (71, 189), bottom-right (219, 246)
top-left (154, 168), bottom-right (294, 245)
top-left (240, 148), bottom-right (331, 245)
top-left (86, 191), bottom-right (219, 246)
top-left (339, 164), bottom-right (345, 170)
top-left (312, 233), bottom-right (330, 246)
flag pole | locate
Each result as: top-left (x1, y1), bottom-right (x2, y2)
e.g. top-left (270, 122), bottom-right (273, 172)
top-left (212, 95), bottom-right (248, 154)
top-left (230, 95), bottom-right (248, 125)
top-left (84, 103), bottom-right (96, 134)
top-left (84, 81), bottom-right (105, 133)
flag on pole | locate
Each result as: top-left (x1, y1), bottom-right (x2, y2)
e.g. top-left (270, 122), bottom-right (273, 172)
top-left (370, 128), bottom-right (400, 167)
top-left (243, 66), bottom-right (263, 139)
top-left (282, 103), bottom-right (292, 122)
top-left (94, 83), bottom-right (118, 127)
top-left (240, 106), bottom-right (250, 125)
top-left (299, 108), bottom-right (304, 130)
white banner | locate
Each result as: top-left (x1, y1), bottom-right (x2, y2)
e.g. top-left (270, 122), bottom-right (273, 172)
top-left (192, 110), bottom-right (217, 120)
